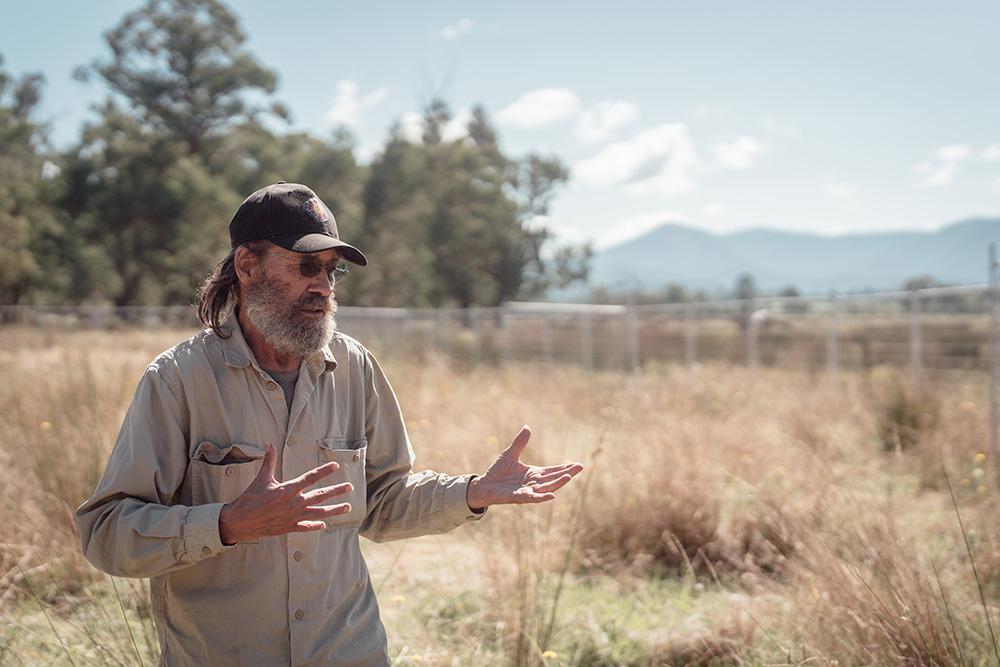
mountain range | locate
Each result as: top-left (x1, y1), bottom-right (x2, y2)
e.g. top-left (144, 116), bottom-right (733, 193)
top-left (562, 217), bottom-right (1000, 297)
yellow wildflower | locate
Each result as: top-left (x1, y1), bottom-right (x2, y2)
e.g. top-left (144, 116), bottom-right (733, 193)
top-left (542, 650), bottom-right (558, 659)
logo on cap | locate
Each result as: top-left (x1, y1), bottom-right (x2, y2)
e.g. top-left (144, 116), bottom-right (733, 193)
top-left (304, 197), bottom-right (329, 223)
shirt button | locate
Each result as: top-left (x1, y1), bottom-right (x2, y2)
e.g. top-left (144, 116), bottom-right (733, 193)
top-left (293, 550), bottom-right (303, 561)
top-left (294, 609), bottom-right (305, 620)
top-left (266, 381), bottom-right (277, 391)
top-left (353, 451), bottom-right (360, 462)
top-left (224, 467), bottom-right (234, 477)
top-left (201, 546), bottom-right (212, 555)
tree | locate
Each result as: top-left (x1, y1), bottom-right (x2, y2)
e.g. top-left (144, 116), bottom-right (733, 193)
top-left (353, 100), bottom-right (589, 310)
top-left (0, 56), bottom-right (81, 306)
top-left (62, 0), bottom-right (299, 305)
top-left (76, 0), bottom-right (287, 158)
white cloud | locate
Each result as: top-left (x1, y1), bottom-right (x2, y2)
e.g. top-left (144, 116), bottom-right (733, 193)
top-left (440, 18), bottom-right (474, 40)
top-left (393, 109), bottom-right (472, 144)
top-left (324, 80), bottom-right (389, 127)
top-left (984, 143), bottom-right (1000, 161)
top-left (713, 136), bottom-right (763, 170)
top-left (823, 180), bottom-right (856, 199)
top-left (574, 101), bottom-right (639, 143)
top-left (496, 88), bottom-right (581, 128)
top-left (937, 144), bottom-right (971, 161)
top-left (914, 143), bottom-right (971, 186)
top-left (702, 203), bottom-right (725, 216)
top-left (442, 108), bottom-right (473, 142)
top-left (596, 211), bottom-right (690, 249)
top-left (398, 112), bottom-right (424, 143)
top-left (574, 123), bottom-right (698, 196)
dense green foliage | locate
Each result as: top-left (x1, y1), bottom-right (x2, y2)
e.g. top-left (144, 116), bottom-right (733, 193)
top-left (0, 0), bottom-right (587, 307)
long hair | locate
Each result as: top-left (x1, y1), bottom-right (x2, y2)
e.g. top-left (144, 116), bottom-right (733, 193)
top-left (196, 242), bottom-right (268, 338)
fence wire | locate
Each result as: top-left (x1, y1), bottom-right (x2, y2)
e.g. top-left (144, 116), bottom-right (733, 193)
top-left (0, 284), bottom-right (994, 378)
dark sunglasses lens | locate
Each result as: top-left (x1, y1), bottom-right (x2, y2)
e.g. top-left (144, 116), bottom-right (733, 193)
top-left (298, 259), bottom-right (322, 278)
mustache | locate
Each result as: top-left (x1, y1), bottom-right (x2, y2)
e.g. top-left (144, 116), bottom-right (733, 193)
top-left (296, 293), bottom-right (334, 311)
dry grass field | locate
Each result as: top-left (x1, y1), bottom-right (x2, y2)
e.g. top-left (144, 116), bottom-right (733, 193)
top-left (2, 326), bottom-right (1000, 666)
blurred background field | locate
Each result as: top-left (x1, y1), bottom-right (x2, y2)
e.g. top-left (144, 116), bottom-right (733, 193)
top-left (2, 326), bottom-right (1000, 666)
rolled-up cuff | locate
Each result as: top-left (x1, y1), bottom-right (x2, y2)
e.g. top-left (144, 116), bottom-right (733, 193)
top-left (182, 503), bottom-right (233, 562)
top-left (442, 474), bottom-right (488, 525)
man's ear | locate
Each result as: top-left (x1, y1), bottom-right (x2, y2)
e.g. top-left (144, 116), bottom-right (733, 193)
top-left (234, 246), bottom-right (258, 283)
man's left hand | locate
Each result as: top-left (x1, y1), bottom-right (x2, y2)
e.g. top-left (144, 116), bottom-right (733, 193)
top-left (466, 425), bottom-right (584, 510)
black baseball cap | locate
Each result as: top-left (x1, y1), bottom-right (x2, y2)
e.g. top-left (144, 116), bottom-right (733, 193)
top-left (229, 182), bottom-right (368, 266)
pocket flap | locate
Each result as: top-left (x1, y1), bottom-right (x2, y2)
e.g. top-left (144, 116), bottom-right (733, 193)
top-left (318, 436), bottom-right (368, 451)
top-left (192, 441), bottom-right (266, 465)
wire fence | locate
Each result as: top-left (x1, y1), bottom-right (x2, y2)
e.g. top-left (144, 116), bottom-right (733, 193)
top-left (0, 283), bottom-right (994, 380)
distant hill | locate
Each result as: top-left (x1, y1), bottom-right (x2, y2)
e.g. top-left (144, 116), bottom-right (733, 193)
top-left (558, 217), bottom-right (1000, 298)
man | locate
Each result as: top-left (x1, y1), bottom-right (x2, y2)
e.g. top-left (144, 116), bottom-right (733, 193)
top-left (76, 182), bottom-right (584, 666)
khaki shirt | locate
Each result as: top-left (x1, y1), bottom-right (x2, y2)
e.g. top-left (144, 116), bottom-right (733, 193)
top-left (75, 313), bottom-right (486, 666)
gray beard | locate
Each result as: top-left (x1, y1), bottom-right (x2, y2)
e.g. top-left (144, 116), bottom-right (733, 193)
top-left (241, 274), bottom-right (337, 358)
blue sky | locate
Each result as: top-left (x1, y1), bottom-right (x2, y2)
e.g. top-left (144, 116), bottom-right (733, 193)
top-left (3, 1), bottom-right (999, 248)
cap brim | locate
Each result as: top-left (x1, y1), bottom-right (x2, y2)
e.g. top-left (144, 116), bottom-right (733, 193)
top-left (271, 233), bottom-right (368, 267)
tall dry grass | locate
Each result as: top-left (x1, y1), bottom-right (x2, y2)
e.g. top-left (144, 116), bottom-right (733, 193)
top-left (1, 326), bottom-right (999, 666)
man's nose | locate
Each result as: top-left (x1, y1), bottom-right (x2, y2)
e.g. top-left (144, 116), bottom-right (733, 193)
top-left (307, 271), bottom-right (334, 297)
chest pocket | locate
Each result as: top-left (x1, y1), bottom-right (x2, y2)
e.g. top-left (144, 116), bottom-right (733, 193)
top-left (189, 441), bottom-right (265, 506)
top-left (317, 436), bottom-right (368, 530)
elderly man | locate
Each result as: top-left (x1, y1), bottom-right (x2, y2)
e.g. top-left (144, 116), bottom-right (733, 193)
top-left (76, 182), bottom-right (584, 666)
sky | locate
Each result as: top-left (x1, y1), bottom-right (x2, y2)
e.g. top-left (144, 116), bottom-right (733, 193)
top-left (2, 1), bottom-right (1000, 249)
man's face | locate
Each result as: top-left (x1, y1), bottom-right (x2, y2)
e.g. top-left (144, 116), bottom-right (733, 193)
top-left (240, 244), bottom-right (341, 357)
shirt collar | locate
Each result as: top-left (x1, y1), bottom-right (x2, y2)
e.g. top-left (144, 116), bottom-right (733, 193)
top-left (218, 310), bottom-right (338, 375)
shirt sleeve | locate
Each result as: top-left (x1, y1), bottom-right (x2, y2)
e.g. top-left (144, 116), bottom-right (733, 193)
top-left (75, 366), bottom-right (233, 578)
top-left (359, 351), bottom-right (486, 543)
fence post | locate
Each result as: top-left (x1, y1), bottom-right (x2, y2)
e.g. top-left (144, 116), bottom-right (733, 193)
top-left (910, 289), bottom-right (922, 384)
top-left (498, 306), bottom-right (511, 363)
top-left (990, 244), bottom-right (999, 479)
top-left (747, 300), bottom-right (759, 374)
top-left (579, 310), bottom-right (594, 371)
top-left (827, 292), bottom-right (840, 385)
top-left (470, 307), bottom-right (482, 362)
top-left (541, 313), bottom-right (554, 363)
top-left (624, 304), bottom-right (639, 373)
top-left (685, 302), bottom-right (697, 368)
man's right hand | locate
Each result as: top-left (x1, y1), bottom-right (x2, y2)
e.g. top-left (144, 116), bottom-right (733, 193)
top-left (218, 443), bottom-right (353, 545)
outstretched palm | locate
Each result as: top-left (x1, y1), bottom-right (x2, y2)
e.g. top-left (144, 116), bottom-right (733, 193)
top-left (466, 426), bottom-right (584, 509)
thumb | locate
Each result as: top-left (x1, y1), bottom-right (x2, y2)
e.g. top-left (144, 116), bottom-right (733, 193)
top-left (503, 425), bottom-right (531, 460)
top-left (250, 442), bottom-right (277, 489)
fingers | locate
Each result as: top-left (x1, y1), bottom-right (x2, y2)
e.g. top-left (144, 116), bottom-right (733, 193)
top-left (284, 460), bottom-right (341, 491)
top-left (250, 442), bottom-right (278, 489)
top-left (293, 520), bottom-right (328, 532)
top-left (503, 425), bottom-right (532, 459)
top-left (300, 482), bottom-right (353, 504)
top-left (299, 502), bottom-right (352, 519)
top-left (535, 463), bottom-right (585, 479)
top-left (532, 473), bottom-right (574, 494)
top-left (515, 490), bottom-right (556, 504)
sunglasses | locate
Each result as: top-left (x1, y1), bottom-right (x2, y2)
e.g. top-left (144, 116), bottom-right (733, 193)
top-left (278, 255), bottom-right (349, 282)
